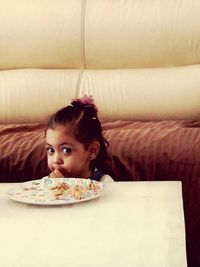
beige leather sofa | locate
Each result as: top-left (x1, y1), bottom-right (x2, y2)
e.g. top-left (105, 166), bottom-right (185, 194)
top-left (1, 1), bottom-right (200, 266)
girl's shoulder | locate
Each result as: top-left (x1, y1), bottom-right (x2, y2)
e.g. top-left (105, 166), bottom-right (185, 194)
top-left (100, 174), bottom-right (114, 183)
top-left (92, 168), bottom-right (114, 183)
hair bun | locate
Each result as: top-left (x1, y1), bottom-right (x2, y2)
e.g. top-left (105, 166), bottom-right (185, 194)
top-left (71, 95), bottom-right (98, 117)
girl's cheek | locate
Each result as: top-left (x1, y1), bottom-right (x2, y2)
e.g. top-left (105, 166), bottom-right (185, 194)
top-left (47, 158), bottom-right (53, 170)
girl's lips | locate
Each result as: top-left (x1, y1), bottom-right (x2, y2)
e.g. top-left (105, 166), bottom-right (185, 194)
top-left (52, 167), bottom-right (75, 177)
top-left (55, 170), bottom-right (72, 177)
top-left (53, 169), bottom-right (65, 178)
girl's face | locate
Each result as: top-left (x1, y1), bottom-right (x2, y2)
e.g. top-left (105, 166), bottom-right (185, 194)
top-left (45, 126), bottom-right (99, 178)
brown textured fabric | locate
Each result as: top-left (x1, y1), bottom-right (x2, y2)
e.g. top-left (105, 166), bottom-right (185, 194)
top-left (2, 120), bottom-right (200, 184)
top-left (103, 120), bottom-right (200, 182)
top-left (0, 120), bottom-right (200, 267)
top-left (0, 123), bottom-right (49, 182)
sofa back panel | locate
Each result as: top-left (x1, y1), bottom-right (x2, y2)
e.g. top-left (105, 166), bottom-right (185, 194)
top-left (79, 66), bottom-right (200, 120)
top-left (0, 0), bottom-right (83, 70)
top-left (1, 0), bottom-right (200, 70)
top-left (1, 66), bottom-right (200, 123)
top-left (85, 0), bottom-right (200, 68)
top-left (0, 69), bottom-right (80, 123)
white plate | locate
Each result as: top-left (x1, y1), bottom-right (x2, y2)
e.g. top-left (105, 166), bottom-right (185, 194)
top-left (7, 177), bottom-right (106, 205)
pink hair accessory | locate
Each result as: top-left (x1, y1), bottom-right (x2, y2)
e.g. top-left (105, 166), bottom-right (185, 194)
top-left (76, 94), bottom-right (95, 106)
top-left (75, 94), bottom-right (98, 112)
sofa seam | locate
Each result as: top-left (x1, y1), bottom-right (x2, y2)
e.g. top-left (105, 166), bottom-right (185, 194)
top-left (76, 0), bottom-right (86, 98)
top-left (76, 69), bottom-right (84, 98)
top-left (81, 0), bottom-right (86, 69)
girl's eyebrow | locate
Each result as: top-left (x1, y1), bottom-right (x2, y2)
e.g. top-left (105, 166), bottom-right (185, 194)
top-left (45, 143), bottom-right (52, 146)
top-left (60, 142), bottom-right (74, 147)
top-left (45, 142), bottom-right (74, 147)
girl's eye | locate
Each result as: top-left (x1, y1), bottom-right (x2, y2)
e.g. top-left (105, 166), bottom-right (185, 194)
top-left (46, 147), bottom-right (54, 155)
top-left (62, 147), bottom-right (72, 154)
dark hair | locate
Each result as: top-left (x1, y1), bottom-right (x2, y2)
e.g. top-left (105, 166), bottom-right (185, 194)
top-left (46, 97), bottom-right (109, 172)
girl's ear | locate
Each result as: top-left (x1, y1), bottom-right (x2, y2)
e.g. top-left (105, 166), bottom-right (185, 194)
top-left (89, 141), bottom-right (100, 160)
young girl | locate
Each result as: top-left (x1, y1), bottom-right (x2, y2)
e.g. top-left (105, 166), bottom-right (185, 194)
top-left (45, 95), bottom-right (114, 183)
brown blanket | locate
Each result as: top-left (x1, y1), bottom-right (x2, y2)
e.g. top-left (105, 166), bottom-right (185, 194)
top-left (1, 120), bottom-right (200, 183)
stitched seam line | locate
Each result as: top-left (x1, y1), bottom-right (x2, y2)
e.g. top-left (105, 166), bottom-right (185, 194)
top-left (76, 0), bottom-right (86, 98)
top-left (81, 0), bottom-right (86, 69)
top-left (76, 69), bottom-right (84, 98)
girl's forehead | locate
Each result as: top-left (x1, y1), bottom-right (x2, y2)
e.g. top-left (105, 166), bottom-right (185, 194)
top-left (46, 126), bottom-right (77, 144)
top-left (47, 125), bottom-right (72, 134)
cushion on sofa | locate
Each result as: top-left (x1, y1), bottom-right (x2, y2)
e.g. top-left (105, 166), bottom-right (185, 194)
top-left (1, 120), bottom-right (200, 183)
top-left (0, 123), bottom-right (48, 182)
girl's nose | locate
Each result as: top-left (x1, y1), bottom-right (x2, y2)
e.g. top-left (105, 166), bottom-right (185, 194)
top-left (53, 152), bottom-right (63, 165)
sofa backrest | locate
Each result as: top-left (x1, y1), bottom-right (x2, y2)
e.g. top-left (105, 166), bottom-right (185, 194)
top-left (1, 0), bottom-right (200, 123)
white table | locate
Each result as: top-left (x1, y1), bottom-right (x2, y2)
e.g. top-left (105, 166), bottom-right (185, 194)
top-left (0, 181), bottom-right (187, 267)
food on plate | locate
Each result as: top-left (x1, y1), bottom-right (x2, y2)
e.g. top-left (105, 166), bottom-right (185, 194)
top-left (49, 179), bottom-right (100, 200)
top-left (87, 179), bottom-right (99, 190)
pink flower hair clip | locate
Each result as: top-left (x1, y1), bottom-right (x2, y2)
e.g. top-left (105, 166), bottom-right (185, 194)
top-left (75, 94), bottom-right (98, 111)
